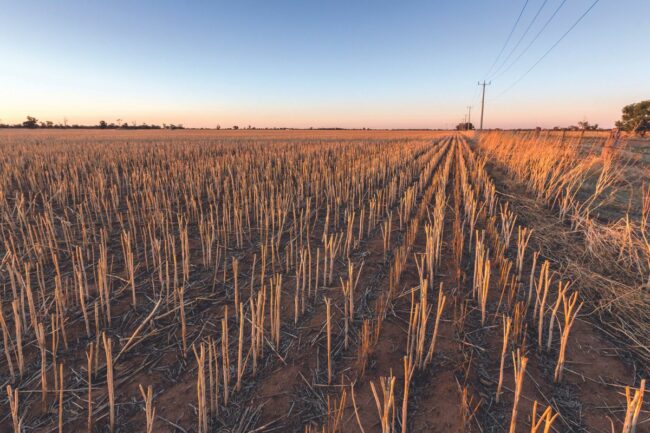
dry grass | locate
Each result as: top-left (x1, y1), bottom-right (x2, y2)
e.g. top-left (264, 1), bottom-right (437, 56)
top-left (476, 131), bottom-right (650, 365)
top-left (0, 129), bottom-right (645, 433)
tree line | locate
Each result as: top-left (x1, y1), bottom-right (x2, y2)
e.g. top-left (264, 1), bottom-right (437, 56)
top-left (1, 101), bottom-right (647, 134)
top-left (0, 116), bottom-right (184, 130)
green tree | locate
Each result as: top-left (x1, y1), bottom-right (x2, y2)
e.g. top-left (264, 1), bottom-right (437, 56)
top-left (23, 116), bottom-right (38, 128)
top-left (578, 120), bottom-right (598, 130)
top-left (615, 100), bottom-right (650, 135)
top-left (99, 120), bottom-right (108, 128)
top-left (455, 122), bottom-right (474, 131)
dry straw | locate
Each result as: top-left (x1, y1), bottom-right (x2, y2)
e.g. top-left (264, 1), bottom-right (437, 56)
top-left (138, 384), bottom-right (156, 433)
top-left (509, 350), bottom-right (528, 433)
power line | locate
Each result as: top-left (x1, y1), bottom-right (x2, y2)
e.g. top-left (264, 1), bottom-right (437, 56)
top-left (489, 0), bottom-right (551, 80)
top-left (491, 0), bottom-right (568, 81)
top-left (492, 0), bottom-right (601, 100)
top-left (484, 0), bottom-right (531, 78)
top-left (470, 84), bottom-right (480, 103)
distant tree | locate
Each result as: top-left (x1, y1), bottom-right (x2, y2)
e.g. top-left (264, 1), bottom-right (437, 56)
top-left (23, 116), bottom-right (39, 128)
top-left (455, 122), bottom-right (474, 131)
top-left (99, 120), bottom-right (108, 129)
top-left (577, 120), bottom-right (598, 130)
top-left (46, 120), bottom-right (54, 128)
top-left (216, 124), bottom-right (221, 130)
top-left (615, 100), bottom-right (649, 136)
top-left (233, 125), bottom-right (239, 130)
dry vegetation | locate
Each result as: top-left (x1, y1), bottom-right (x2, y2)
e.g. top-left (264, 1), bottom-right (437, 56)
top-left (0, 129), bottom-right (647, 433)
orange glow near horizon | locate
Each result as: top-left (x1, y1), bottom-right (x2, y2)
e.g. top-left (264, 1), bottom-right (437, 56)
top-left (0, 97), bottom-right (629, 129)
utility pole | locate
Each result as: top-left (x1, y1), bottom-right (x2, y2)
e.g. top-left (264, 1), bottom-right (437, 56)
top-left (478, 81), bottom-right (491, 130)
top-left (467, 106), bottom-right (472, 127)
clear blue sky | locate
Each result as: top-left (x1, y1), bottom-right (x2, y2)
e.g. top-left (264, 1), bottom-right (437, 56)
top-left (1, 0), bottom-right (648, 128)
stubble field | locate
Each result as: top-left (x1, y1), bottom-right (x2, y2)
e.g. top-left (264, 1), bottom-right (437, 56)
top-left (0, 129), bottom-right (647, 433)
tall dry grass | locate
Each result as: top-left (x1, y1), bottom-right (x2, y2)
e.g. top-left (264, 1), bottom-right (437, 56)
top-left (476, 131), bottom-right (650, 363)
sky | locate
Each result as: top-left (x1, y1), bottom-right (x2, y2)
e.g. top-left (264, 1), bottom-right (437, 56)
top-left (1, 0), bottom-right (648, 129)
